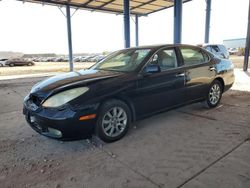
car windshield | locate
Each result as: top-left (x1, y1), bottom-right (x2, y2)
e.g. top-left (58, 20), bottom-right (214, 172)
top-left (91, 49), bottom-right (151, 72)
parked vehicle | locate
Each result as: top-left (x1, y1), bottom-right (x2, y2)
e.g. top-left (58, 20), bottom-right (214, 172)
top-left (0, 58), bottom-right (8, 67)
top-left (228, 48), bottom-right (238, 55)
top-left (5, 59), bottom-right (34, 67)
top-left (87, 56), bottom-right (97, 62)
top-left (74, 57), bottom-right (82, 62)
top-left (81, 56), bottom-right (91, 62)
top-left (94, 55), bottom-right (106, 62)
top-left (23, 44), bottom-right (234, 142)
top-left (202, 44), bottom-right (229, 59)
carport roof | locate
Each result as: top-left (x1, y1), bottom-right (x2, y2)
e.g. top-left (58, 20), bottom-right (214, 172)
top-left (17, 0), bottom-right (191, 16)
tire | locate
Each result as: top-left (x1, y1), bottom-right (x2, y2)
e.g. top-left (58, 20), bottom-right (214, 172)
top-left (28, 62), bottom-right (32, 66)
top-left (9, 63), bottom-right (14, 67)
top-left (204, 80), bottom-right (223, 108)
top-left (96, 99), bottom-right (131, 143)
top-left (0, 63), bottom-right (3, 67)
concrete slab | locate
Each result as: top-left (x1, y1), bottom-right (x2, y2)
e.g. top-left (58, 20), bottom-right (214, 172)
top-left (176, 91), bottom-right (250, 128)
top-left (182, 141), bottom-right (250, 188)
top-left (0, 70), bottom-right (250, 188)
top-left (0, 113), bottom-right (156, 188)
top-left (232, 69), bottom-right (250, 92)
top-left (0, 142), bottom-right (155, 188)
top-left (102, 107), bottom-right (250, 188)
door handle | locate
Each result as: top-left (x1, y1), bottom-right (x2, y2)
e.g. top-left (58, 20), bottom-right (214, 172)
top-left (210, 67), bottom-right (215, 71)
top-left (175, 73), bottom-right (185, 77)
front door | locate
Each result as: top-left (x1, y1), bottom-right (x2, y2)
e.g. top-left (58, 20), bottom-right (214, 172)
top-left (134, 47), bottom-right (186, 117)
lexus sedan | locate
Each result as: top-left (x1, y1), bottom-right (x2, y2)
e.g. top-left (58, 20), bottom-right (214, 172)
top-left (23, 44), bottom-right (234, 142)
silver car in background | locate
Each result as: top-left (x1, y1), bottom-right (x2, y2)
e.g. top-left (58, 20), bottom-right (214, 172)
top-left (202, 44), bottom-right (229, 59)
top-left (0, 58), bottom-right (8, 67)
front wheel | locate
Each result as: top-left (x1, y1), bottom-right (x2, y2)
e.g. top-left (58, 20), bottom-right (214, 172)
top-left (204, 80), bottom-right (223, 108)
top-left (96, 99), bottom-right (131, 143)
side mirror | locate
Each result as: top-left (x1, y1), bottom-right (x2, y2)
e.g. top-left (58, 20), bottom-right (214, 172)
top-left (144, 64), bottom-right (161, 74)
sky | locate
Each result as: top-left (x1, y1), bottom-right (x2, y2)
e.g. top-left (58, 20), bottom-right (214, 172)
top-left (0, 0), bottom-right (249, 54)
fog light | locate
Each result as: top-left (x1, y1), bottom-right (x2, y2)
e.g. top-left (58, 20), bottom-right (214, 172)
top-left (30, 116), bottom-right (36, 123)
top-left (47, 127), bottom-right (62, 138)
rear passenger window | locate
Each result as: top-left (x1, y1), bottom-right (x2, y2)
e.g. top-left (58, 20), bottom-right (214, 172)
top-left (180, 48), bottom-right (205, 66)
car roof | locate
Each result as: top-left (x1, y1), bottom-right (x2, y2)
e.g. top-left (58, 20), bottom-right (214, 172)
top-left (126, 44), bottom-right (203, 50)
top-left (202, 43), bottom-right (225, 47)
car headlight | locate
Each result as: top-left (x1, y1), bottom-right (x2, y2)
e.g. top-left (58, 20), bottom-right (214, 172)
top-left (42, 87), bottom-right (89, 107)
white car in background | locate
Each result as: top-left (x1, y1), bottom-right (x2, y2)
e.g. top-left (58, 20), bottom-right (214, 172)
top-left (228, 48), bottom-right (239, 55)
top-left (0, 58), bottom-right (8, 67)
top-left (201, 44), bottom-right (229, 59)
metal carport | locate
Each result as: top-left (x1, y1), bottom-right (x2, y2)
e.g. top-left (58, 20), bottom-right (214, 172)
top-left (15, 0), bottom-right (249, 72)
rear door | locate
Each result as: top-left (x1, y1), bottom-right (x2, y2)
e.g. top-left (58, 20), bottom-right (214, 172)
top-left (179, 47), bottom-right (215, 101)
top-left (134, 47), bottom-right (186, 117)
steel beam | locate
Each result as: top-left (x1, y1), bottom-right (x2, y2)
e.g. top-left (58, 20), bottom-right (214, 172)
top-left (244, 0), bottom-right (250, 71)
top-left (124, 0), bottom-right (130, 48)
top-left (174, 0), bottom-right (182, 44)
top-left (205, 0), bottom-right (212, 43)
top-left (135, 15), bottom-right (139, 46)
top-left (66, 4), bottom-right (74, 71)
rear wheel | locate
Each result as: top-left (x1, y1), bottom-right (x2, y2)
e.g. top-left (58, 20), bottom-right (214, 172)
top-left (0, 63), bottom-right (3, 67)
top-left (28, 62), bottom-right (33, 66)
top-left (96, 99), bottom-right (131, 143)
top-left (204, 80), bottom-right (222, 108)
top-left (9, 63), bottom-right (14, 67)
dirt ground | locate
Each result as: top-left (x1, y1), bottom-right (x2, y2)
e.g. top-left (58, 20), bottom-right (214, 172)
top-left (230, 56), bottom-right (246, 68)
top-left (0, 62), bottom-right (94, 76)
top-left (0, 71), bottom-right (250, 188)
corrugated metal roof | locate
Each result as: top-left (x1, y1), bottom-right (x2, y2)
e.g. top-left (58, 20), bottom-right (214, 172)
top-left (17, 0), bottom-right (191, 16)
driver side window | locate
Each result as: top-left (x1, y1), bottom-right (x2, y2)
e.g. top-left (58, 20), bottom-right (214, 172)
top-left (150, 48), bottom-right (177, 70)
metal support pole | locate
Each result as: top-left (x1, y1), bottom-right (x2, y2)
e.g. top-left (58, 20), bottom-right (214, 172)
top-left (124, 0), bottom-right (130, 48)
top-left (174, 0), bottom-right (182, 44)
top-left (205, 0), bottom-right (212, 43)
top-left (243, 0), bottom-right (250, 71)
top-left (135, 15), bottom-right (139, 46)
top-left (66, 4), bottom-right (73, 72)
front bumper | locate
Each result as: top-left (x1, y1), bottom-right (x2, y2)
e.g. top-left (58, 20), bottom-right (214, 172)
top-left (23, 99), bottom-right (98, 140)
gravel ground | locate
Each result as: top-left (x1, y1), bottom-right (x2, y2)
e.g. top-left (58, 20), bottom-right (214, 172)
top-left (0, 62), bottom-right (94, 76)
top-left (230, 55), bottom-right (245, 68)
top-left (0, 71), bottom-right (250, 188)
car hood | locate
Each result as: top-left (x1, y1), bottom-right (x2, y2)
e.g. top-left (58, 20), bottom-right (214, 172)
top-left (30, 69), bottom-right (123, 96)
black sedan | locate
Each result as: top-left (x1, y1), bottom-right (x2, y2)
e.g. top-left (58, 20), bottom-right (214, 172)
top-left (23, 44), bottom-right (235, 142)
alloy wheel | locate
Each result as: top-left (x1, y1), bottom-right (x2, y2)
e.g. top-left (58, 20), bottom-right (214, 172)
top-left (102, 107), bottom-right (128, 138)
top-left (209, 83), bottom-right (221, 105)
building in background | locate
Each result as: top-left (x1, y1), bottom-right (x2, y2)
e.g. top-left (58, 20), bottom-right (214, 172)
top-left (0, 51), bottom-right (23, 59)
top-left (223, 38), bottom-right (246, 49)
